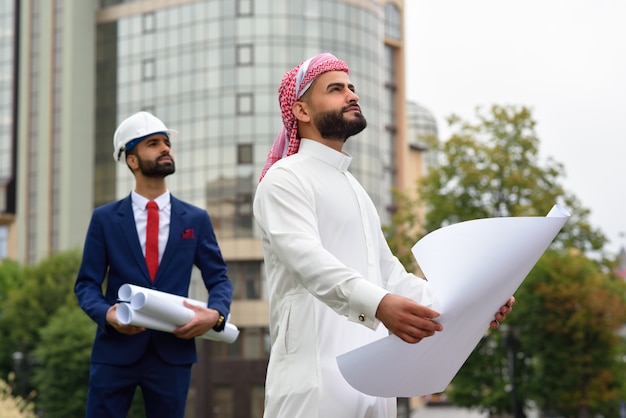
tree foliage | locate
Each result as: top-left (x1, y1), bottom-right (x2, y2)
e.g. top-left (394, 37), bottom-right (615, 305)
top-left (30, 304), bottom-right (94, 418)
top-left (0, 251), bottom-right (149, 417)
top-left (0, 251), bottom-right (80, 359)
top-left (515, 250), bottom-right (626, 417)
top-left (417, 105), bottom-right (606, 254)
top-left (0, 259), bottom-right (22, 301)
top-left (450, 250), bottom-right (626, 417)
top-left (384, 190), bottom-right (421, 274)
top-left (0, 250), bottom-right (83, 410)
top-left (385, 105), bottom-right (625, 417)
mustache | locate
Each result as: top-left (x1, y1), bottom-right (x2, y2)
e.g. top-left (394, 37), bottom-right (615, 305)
top-left (342, 104), bottom-right (361, 113)
top-left (157, 154), bottom-right (173, 162)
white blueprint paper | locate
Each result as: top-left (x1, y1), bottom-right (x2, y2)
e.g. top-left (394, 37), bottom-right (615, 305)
top-left (117, 284), bottom-right (240, 343)
top-left (130, 291), bottom-right (196, 325)
top-left (336, 205), bottom-right (569, 397)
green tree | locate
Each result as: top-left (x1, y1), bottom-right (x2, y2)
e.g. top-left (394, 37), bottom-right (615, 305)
top-left (386, 105), bottom-right (624, 416)
top-left (30, 304), bottom-right (94, 418)
top-left (450, 251), bottom-right (626, 417)
top-left (384, 190), bottom-right (421, 274)
top-left (0, 250), bottom-right (81, 398)
top-left (0, 259), bottom-right (22, 300)
top-left (418, 105), bottom-right (606, 253)
top-left (0, 251), bottom-right (147, 416)
top-left (515, 250), bottom-right (626, 417)
top-left (0, 260), bottom-right (24, 377)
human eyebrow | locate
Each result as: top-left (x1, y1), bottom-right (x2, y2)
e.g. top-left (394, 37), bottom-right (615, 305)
top-left (326, 82), bottom-right (355, 92)
top-left (146, 136), bottom-right (168, 146)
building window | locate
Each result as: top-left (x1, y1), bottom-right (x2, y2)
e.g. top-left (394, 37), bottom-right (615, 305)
top-left (384, 3), bottom-right (401, 40)
top-left (142, 12), bottom-right (155, 33)
top-left (142, 58), bottom-right (155, 81)
top-left (236, 0), bottom-right (253, 17)
top-left (251, 385), bottom-right (265, 417)
top-left (208, 327), bottom-right (270, 360)
top-left (235, 193), bottom-right (253, 237)
top-left (229, 261), bottom-right (261, 300)
top-left (236, 44), bottom-right (254, 66)
top-left (236, 93), bottom-right (253, 115)
top-left (237, 144), bottom-right (253, 165)
top-left (212, 386), bottom-right (233, 417)
top-left (0, 226), bottom-right (7, 260)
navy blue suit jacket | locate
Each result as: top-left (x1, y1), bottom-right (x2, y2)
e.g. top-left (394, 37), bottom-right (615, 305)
top-left (75, 194), bottom-right (232, 366)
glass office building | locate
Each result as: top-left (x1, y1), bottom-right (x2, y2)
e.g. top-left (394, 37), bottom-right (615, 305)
top-left (407, 100), bottom-right (439, 176)
top-left (0, 0), bottom-right (16, 259)
top-left (96, 0), bottom-right (398, 233)
top-left (6, 1), bottom-right (423, 416)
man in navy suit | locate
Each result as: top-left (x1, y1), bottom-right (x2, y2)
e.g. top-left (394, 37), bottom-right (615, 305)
top-left (75, 111), bottom-right (233, 418)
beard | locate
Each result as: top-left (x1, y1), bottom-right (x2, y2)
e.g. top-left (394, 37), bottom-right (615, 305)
top-left (137, 154), bottom-right (176, 178)
top-left (313, 106), bottom-right (367, 141)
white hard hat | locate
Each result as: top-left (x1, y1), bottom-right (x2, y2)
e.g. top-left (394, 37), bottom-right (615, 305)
top-left (112, 111), bottom-right (178, 162)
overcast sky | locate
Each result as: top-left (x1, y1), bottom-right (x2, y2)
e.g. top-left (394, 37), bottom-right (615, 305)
top-left (404, 0), bottom-right (626, 255)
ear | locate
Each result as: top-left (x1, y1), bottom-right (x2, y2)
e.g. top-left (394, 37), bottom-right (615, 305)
top-left (126, 154), bottom-right (139, 171)
top-left (292, 101), bottom-right (311, 123)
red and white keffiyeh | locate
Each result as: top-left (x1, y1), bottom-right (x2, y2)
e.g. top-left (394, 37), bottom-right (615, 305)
top-left (259, 53), bottom-right (349, 181)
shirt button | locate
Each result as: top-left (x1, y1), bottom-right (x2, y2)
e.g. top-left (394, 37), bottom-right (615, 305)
top-left (358, 314), bottom-right (366, 322)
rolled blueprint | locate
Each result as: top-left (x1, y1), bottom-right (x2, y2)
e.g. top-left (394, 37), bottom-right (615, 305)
top-left (117, 303), bottom-right (177, 333)
top-left (116, 284), bottom-right (239, 343)
top-left (118, 283), bottom-right (203, 307)
top-left (130, 291), bottom-right (195, 326)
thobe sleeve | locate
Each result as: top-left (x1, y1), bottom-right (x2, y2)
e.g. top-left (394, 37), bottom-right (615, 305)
top-left (254, 166), bottom-right (389, 330)
top-left (376, 227), bottom-right (439, 308)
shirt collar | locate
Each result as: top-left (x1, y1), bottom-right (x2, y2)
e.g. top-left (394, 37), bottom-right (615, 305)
top-left (298, 138), bottom-right (353, 172)
top-left (132, 190), bottom-right (171, 210)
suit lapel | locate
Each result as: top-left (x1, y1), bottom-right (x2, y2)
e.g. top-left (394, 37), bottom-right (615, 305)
top-left (117, 195), bottom-right (152, 283)
top-left (157, 196), bottom-right (187, 281)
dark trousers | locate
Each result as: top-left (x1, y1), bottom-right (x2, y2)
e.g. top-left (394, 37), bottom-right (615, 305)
top-left (85, 340), bottom-right (192, 418)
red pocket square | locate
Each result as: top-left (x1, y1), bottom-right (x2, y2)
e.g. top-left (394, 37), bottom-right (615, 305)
top-left (181, 228), bottom-right (194, 239)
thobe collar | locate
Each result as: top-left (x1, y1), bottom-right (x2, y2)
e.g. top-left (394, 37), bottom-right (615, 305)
top-left (298, 138), bottom-right (353, 172)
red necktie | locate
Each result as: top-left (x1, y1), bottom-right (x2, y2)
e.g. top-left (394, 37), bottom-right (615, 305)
top-left (145, 201), bottom-right (159, 281)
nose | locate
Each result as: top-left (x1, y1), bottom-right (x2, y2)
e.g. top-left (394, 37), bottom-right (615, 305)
top-left (159, 140), bottom-right (171, 153)
top-left (347, 89), bottom-right (359, 103)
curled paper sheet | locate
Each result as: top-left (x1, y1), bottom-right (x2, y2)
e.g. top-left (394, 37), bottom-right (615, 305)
top-left (337, 204), bottom-right (570, 397)
top-left (117, 284), bottom-right (239, 344)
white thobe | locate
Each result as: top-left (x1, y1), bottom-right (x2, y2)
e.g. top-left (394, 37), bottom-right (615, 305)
top-left (253, 138), bottom-right (435, 418)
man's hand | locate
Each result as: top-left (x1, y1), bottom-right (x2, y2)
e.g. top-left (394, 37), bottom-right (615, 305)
top-left (376, 294), bottom-right (443, 344)
top-left (172, 300), bottom-right (220, 340)
top-left (490, 296), bottom-right (515, 329)
top-left (106, 303), bottom-right (146, 335)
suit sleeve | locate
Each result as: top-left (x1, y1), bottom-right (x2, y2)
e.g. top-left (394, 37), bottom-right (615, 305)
top-left (194, 211), bottom-right (233, 319)
top-left (74, 210), bottom-right (112, 328)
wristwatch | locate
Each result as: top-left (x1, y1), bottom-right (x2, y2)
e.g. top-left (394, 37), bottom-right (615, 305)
top-left (213, 313), bottom-right (225, 332)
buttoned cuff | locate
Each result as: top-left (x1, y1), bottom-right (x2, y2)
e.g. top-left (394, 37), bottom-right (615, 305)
top-left (348, 281), bottom-right (390, 330)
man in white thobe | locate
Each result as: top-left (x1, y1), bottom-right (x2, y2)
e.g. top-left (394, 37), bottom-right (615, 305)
top-left (253, 53), bottom-right (513, 418)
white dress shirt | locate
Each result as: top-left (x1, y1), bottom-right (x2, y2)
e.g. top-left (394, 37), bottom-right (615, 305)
top-left (131, 190), bottom-right (171, 263)
top-left (253, 138), bottom-right (435, 418)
